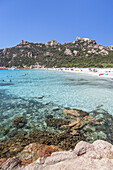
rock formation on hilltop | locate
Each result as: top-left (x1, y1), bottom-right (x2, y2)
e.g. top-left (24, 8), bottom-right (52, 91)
top-left (0, 36), bottom-right (113, 68)
top-left (45, 40), bottom-right (61, 46)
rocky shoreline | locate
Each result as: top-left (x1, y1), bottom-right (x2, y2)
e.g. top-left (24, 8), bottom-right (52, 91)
top-left (0, 140), bottom-right (113, 170)
top-left (0, 107), bottom-right (113, 169)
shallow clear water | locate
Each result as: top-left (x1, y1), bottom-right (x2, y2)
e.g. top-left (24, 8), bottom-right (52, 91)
top-left (0, 69), bottom-right (113, 139)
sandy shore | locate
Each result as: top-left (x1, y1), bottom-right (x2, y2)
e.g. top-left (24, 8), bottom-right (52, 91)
top-left (47, 67), bottom-right (113, 79)
top-left (1, 66), bottom-right (113, 78)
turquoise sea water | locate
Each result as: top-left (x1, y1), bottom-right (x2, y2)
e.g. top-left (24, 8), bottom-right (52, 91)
top-left (0, 69), bottom-right (113, 140)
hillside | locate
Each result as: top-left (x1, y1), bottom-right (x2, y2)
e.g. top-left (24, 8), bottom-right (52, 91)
top-left (0, 37), bottom-right (113, 68)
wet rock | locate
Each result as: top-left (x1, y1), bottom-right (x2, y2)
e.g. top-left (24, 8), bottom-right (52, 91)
top-left (17, 143), bottom-right (62, 163)
top-left (13, 117), bottom-right (27, 128)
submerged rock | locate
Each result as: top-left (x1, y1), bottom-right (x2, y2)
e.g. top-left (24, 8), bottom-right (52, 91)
top-left (0, 107), bottom-right (113, 161)
top-left (13, 117), bottom-right (27, 128)
top-left (1, 128), bottom-right (9, 136)
top-left (62, 107), bottom-right (113, 145)
top-left (61, 118), bottom-right (86, 130)
top-left (63, 108), bottom-right (88, 118)
top-left (7, 129), bottom-right (18, 138)
top-left (45, 115), bottom-right (70, 129)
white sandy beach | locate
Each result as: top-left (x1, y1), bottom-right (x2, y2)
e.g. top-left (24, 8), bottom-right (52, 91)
top-left (47, 67), bottom-right (113, 79)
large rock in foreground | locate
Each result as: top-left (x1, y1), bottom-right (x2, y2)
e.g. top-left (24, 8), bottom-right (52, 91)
top-left (19, 140), bottom-right (113, 170)
top-left (17, 143), bottom-right (62, 163)
top-left (0, 157), bottom-right (21, 170)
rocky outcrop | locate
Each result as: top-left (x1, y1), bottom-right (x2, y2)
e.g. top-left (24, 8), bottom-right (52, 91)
top-left (3, 48), bottom-right (7, 55)
top-left (108, 45), bottom-right (113, 51)
top-left (20, 40), bottom-right (29, 45)
top-left (73, 50), bottom-right (78, 56)
top-left (87, 48), bottom-right (109, 55)
top-left (0, 158), bottom-right (7, 166)
top-left (64, 48), bottom-right (73, 55)
top-left (28, 52), bottom-right (33, 58)
top-left (17, 140), bottom-right (113, 170)
top-left (17, 143), bottom-right (62, 163)
top-left (99, 49), bottom-right (109, 55)
top-left (74, 36), bottom-right (110, 56)
top-left (76, 36), bottom-right (91, 42)
top-left (45, 40), bottom-right (60, 46)
top-left (0, 157), bottom-right (21, 170)
top-left (43, 52), bottom-right (53, 56)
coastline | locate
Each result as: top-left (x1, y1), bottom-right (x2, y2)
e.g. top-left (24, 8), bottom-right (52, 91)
top-left (0, 67), bottom-right (32, 70)
top-left (46, 67), bottom-right (113, 79)
top-left (0, 67), bottom-right (113, 169)
top-left (1, 66), bottom-right (113, 79)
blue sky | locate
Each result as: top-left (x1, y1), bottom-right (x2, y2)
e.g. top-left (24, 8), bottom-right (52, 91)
top-left (0, 0), bottom-right (113, 49)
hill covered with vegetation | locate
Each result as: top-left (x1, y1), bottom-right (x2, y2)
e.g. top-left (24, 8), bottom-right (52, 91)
top-left (0, 37), bottom-right (113, 68)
